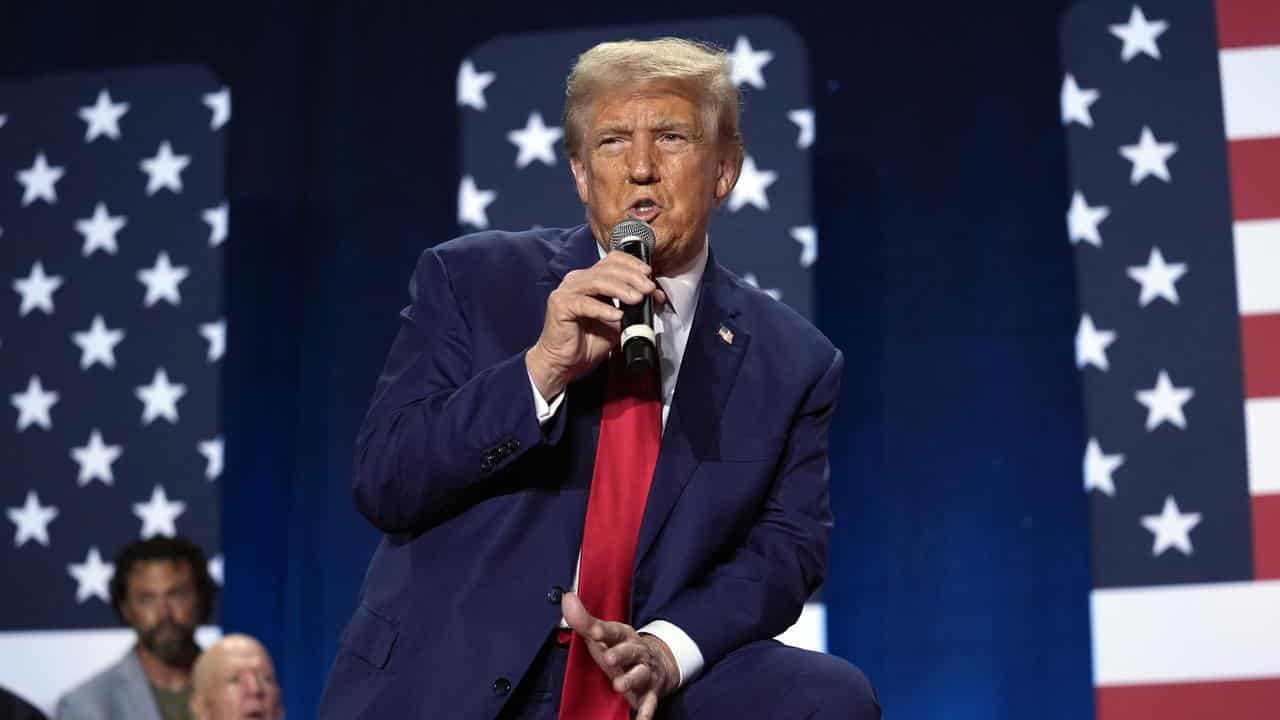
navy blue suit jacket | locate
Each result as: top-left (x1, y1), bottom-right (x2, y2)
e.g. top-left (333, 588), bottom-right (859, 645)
top-left (319, 225), bottom-right (843, 718)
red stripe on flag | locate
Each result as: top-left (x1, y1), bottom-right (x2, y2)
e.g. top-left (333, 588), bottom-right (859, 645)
top-left (1241, 314), bottom-right (1280, 398)
top-left (1228, 138), bottom-right (1280, 221)
top-left (1255, 494), bottom-right (1280, 579)
top-left (1216, 0), bottom-right (1280, 49)
top-left (1098, 677), bottom-right (1280, 719)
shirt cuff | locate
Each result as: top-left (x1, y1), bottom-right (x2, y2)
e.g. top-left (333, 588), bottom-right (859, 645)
top-left (638, 620), bottom-right (704, 688)
top-left (528, 369), bottom-right (565, 425)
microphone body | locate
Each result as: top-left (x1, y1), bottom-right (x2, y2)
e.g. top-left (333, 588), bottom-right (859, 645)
top-left (608, 219), bottom-right (658, 374)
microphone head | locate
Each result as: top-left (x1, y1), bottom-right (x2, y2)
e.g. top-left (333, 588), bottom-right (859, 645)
top-left (609, 219), bottom-right (656, 256)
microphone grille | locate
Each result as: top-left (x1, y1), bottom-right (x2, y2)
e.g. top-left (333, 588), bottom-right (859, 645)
top-left (609, 219), bottom-right (655, 252)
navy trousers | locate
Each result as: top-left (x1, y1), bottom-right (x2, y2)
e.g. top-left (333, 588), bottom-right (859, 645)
top-left (498, 637), bottom-right (881, 720)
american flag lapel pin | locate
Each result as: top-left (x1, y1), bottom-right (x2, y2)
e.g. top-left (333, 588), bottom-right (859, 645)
top-left (717, 323), bottom-right (734, 346)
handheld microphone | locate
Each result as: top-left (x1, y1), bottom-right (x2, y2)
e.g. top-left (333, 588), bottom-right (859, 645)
top-left (608, 219), bottom-right (657, 374)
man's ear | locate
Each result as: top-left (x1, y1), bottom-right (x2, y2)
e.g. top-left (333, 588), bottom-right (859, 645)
top-left (713, 146), bottom-right (743, 205)
top-left (188, 692), bottom-right (205, 720)
top-left (570, 155), bottom-right (590, 205)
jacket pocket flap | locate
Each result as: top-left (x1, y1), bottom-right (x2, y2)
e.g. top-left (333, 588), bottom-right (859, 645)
top-left (344, 603), bottom-right (398, 669)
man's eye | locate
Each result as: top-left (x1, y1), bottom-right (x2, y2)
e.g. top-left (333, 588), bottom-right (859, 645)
top-left (660, 133), bottom-right (686, 142)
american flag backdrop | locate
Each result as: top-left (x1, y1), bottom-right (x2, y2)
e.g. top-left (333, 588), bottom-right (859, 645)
top-left (455, 17), bottom-right (826, 651)
top-left (1061, 1), bottom-right (1280, 717)
top-left (0, 66), bottom-right (228, 713)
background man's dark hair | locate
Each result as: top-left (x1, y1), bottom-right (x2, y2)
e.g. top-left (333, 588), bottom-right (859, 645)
top-left (109, 537), bottom-right (217, 625)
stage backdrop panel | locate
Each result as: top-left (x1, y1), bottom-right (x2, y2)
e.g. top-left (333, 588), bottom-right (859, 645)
top-left (1061, 1), bottom-right (1280, 717)
top-left (0, 66), bottom-right (228, 714)
top-left (459, 15), bottom-right (824, 651)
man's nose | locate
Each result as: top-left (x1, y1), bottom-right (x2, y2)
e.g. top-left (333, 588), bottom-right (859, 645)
top-left (243, 673), bottom-right (264, 696)
top-left (627, 139), bottom-right (658, 183)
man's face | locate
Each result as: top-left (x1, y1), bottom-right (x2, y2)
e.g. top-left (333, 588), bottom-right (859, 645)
top-left (121, 559), bottom-right (200, 664)
top-left (570, 81), bottom-right (739, 274)
top-left (195, 638), bottom-right (284, 720)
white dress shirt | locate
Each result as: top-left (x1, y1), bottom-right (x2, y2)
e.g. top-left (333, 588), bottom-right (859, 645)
top-left (527, 239), bottom-right (708, 687)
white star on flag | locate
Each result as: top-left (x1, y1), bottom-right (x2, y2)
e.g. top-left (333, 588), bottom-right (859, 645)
top-left (1060, 74), bottom-right (1100, 128)
top-left (7, 491), bottom-right (59, 547)
top-left (74, 202), bottom-right (127, 256)
top-left (202, 203), bottom-right (228, 246)
top-left (1135, 369), bottom-right (1194, 431)
top-left (0, 114), bottom-right (6, 128)
top-left (1119, 126), bottom-right (1177, 184)
top-left (1127, 247), bottom-right (1187, 306)
top-left (1067, 191), bottom-right (1110, 247)
top-left (458, 175), bottom-right (497, 229)
top-left (742, 272), bottom-right (782, 301)
top-left (457, 59), bottom-right (496, 111)
top-left (789, 226), bottom-right (817, 268)
top-left (11, 376), bottom-right (59, 431)
top-left (13, 261), bottom-right (64, 316)
top-left (728, 155), bottom-right (778, 212)
top-left (1075, 314), bottom-right (1117, 371)
top-left (787, 109), bottom-right (815, 149)
top-left (200, 319), bottom-right (226, 362)
top-left (16, 152), bottom-right (65, 206)
top-left (507, 112), bottom-right (563, 168)
top-left (132, 485), bottom-right (186, 539)
top-left (139, 141), bottom-right (191, 195)
top-left (198, 437), bottom-right (224, 480)
top-left (68, 547), bottom-right (114, 603)
top-left (1083, 438), bottom-right (1125, 496)
top-left (78, 89), bottom-right (129, 142)
top-left (728, 35), bottom-right (774, 89)
top-left (137, 252), bottom-right (190, 307)
top-left (203, 87), bottom-right (231, 130)
top-left (1109, 5), bottom-right (1169, 62)
top-left (71, 314), bottom-right (126, 370)
top-left (69, 429), bottom-right (123, 487)
top-left (1141, 496), bottom-right (1201, 556)
top-left (208, 554), bottom-right (225, 585)
top-left (135, 368), bottom-right (187, 425)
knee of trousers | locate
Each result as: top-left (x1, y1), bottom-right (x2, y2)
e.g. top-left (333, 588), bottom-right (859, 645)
top-left (795, 654), bottom-right (881, 720)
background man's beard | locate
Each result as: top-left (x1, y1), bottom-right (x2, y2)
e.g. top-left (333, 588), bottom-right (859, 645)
top-left (138, 621), bottom-right (197, 664)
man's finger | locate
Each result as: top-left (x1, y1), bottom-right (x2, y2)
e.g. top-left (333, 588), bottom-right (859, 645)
top-left (593, 619), bottom-right (632, 645)
top-left (603, 639), bottom-right (647, 669)
top-left (559, 591), bottom-right (598, 638)
top-left (612, 662), bottom-right (651, 694)
top-left (636, 692), bottom-right (660, 720)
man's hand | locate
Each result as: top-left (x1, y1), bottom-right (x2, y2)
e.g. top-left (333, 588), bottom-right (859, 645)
top-left (561, 591), bottom-right (679, 720)
top-left (526, 250), bottom-right (667, 400)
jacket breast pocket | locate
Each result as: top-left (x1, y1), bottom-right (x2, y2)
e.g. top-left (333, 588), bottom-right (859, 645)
top-left (342, 603), bottom-right (399, 670)
top-left (713, 434), bottom-right (787, 463)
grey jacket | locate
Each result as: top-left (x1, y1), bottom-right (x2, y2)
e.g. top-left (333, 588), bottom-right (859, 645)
top-left (54, 649), bottom-right (162, 720)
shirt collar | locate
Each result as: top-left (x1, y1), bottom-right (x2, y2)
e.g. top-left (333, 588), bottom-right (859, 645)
top-left (594, 237), bottom-right (708, 318)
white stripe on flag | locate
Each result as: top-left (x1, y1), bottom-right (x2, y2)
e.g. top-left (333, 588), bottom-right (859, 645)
top-left (1220, 46), bottom-right (1280, 140)
top-left (1233, 219), bottom-right (1280, 316)
top-left (1091, 581), bottom-right (1280, 685)
top-left (0, 626), bottom-right (221, 715)
top-left (1246, 397), bottom-right (1280, 495)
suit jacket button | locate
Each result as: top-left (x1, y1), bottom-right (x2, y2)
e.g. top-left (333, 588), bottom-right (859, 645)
top-left (547, 586), bottom-right (564, 604)
top-left (492, 677), bottom-right (512, 696)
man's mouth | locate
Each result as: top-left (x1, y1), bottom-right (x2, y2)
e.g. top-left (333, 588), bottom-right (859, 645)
top-left (626, 199), bottom-right (660, 221)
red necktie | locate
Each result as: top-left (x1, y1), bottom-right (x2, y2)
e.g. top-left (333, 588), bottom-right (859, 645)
top-left (558, 352), bottom-right (662, 720)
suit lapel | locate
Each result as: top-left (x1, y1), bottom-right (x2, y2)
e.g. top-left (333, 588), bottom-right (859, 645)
top-left (118, 649), bottom-right (164, 720)
top-left (633, 254), bottom-right (750, 572)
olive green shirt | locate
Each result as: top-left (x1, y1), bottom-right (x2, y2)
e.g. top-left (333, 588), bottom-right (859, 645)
top-left (149, 684), bottom-right (193, 720)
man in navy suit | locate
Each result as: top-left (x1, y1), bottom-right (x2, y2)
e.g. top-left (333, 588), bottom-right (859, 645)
top-left (320, 37), bottom-right (880, 720)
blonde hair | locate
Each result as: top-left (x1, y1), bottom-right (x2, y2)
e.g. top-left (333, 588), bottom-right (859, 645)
top-left (562, 37), bottom-right (743, 158)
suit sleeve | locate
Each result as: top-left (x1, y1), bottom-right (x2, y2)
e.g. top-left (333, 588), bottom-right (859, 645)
top-left (54, 693), bottom-right (101, 720)
top-left (352, 247), bottom-right (568, 534)
top-left (645, 347), bottom-right (843, 668)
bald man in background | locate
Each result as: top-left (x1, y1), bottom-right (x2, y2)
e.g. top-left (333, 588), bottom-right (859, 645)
top-left (188, 635), bottom-right (284, 720)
